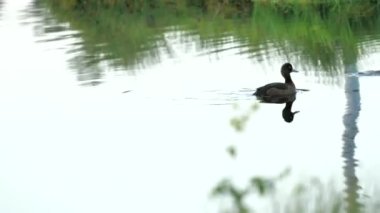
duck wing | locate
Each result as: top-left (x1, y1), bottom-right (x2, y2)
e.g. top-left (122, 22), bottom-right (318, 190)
top-left (258, 82), bottom-right (288, 90)
top-left (253, 82), bottom-right (287, 96)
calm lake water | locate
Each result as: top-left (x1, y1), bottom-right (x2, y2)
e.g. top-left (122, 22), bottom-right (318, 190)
top-left (1, 1), bottom-right (380, 212)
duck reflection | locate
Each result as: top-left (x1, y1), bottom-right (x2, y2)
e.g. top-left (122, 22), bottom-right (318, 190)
top-left (257, 94), bottom-right (299, 123)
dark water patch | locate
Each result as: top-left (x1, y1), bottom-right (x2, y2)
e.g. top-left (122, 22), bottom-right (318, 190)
top-left (36, 32), bottom-right (80, 43)
top-left (349, 70), bottom-right (380, 77)
top-left (43, 24), bottom-right (70, 33)
top-left (297, 88), bottom-right (310, 92)
top-left (197, 43), bottom-right (251, 57)
top-left (358, 70), bottom-right (380, 76)
top-left (243, 41), bottom-right (285, 61)
top-left (78, 80), bottom-right (104, 87)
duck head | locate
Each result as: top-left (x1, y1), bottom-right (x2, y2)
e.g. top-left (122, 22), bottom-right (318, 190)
top-left (281, 63), bottom-right (298, 77)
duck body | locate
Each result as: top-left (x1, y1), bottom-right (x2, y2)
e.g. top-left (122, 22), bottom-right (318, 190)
top-left (253, 82), bottom-right (295, 97)
top-left (253, 63), bottom-right (297, 98)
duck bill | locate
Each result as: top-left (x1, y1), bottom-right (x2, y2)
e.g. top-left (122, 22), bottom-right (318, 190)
top-left (292, 69), bottom-right (299, 73)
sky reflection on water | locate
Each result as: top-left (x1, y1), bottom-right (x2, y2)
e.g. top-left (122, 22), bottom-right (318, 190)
top-left (1, 0), bottom-right (380, 213)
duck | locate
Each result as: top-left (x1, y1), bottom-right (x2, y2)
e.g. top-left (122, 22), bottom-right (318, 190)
top-left (253, 63), bottom-right (298, 98)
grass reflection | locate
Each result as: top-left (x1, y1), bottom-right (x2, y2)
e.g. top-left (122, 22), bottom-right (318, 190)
top-left (211, 170), bottom-right (366, 213)
top-left (230, 103), bottom-right (259, 132)
top-left (210, 169), bottom-right (361, 213)
top-left (0, 0), bottom-right (3, 19)
top-left (33, 0), bottom-right (380, 84)
top-left (212, 169), bottom-right (288, 213)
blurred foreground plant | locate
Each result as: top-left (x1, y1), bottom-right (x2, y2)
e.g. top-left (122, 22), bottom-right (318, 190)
top-left (230, 103), bottom-right (259, 132)
top-left (211, 169), bottom-right (290, 213)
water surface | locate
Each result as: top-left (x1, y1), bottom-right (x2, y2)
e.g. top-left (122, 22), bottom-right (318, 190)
top-left (1, 1), bottom-right (380, 212)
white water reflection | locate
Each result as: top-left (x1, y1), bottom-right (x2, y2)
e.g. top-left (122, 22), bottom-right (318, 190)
top-left (1, 1), bottom-right (380, 213)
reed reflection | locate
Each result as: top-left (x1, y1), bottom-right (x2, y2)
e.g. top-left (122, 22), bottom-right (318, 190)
top-left (29, 0), bottom-right (380, 86)
top-left (0, 0), bottom-right (3, 18)
top-left (342, 64), bottom-right (362, 212)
